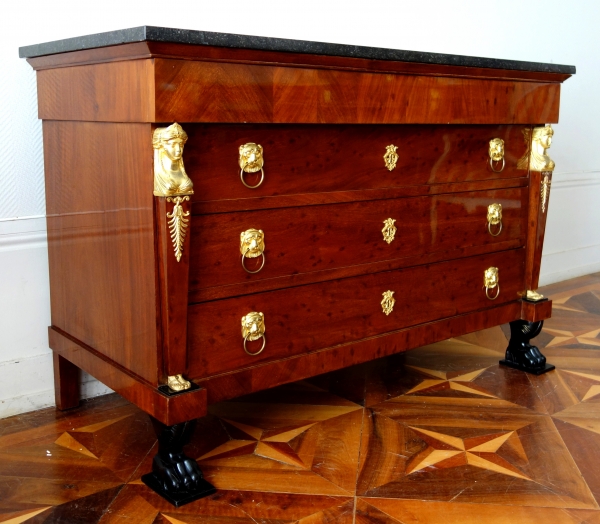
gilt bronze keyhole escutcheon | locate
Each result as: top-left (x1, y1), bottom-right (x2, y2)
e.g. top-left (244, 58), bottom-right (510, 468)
top-left (381, 290), bottom-right (395, 315)
top-left (384, 145), bottom-right (399, 171)
top-left (382, 218), bottom-right (397, 244)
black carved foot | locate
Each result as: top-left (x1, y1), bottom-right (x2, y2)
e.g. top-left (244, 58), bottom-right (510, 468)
top-left (499, 320), bottom-right (555, 375)
top-left (142, 418), bottom-right (216, 506)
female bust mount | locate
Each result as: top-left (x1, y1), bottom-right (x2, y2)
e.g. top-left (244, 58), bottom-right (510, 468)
top-left (153, 123), bottom-right (194, 197)
top-left (518, 125), bottom-right (555, 172)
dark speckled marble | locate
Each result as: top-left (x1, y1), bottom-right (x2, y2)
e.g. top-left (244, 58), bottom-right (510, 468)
top-left (19, 26), bottom-right (575, 75)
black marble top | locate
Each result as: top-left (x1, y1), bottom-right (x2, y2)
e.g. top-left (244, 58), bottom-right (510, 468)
top-left (19, 26), bottom-right (575, 75)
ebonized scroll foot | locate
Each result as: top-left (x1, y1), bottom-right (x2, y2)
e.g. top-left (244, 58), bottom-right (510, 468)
top-left (142, 418), bottom-right (216, 506)
top-left (500, 320), bottom-right (555, 375)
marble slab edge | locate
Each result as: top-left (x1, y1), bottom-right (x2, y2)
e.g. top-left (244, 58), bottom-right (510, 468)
top-left (18, 25), bottom-right (576, 75)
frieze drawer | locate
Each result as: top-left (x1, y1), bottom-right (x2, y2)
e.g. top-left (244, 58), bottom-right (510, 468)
top-left (184, 124), bottom-right (530, 205)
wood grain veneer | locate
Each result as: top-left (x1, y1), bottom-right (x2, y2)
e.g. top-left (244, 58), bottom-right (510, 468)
top-left (195, 300), bottom-right (525, 405)
top-left (44, 121), bottom-right (159, 384)
top-left (49, 326), bottom-right (207, 426)
top-left (189, 188), bottom-right (527, 297)
top-left (35, 57), bottom-right (561, 124)
top-left (187, 249), bottom-right (525, 379)
top-left (26, 35), bottom-right (571, 429)
top-left (184, 124), bottom-right (530, 205)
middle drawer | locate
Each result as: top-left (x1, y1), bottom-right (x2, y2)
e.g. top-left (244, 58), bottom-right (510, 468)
top-left (189, 187), bottom-right (526, 296)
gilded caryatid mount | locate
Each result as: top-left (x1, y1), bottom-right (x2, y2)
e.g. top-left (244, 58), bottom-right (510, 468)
top-left (153, 123), bottom-right (194, 197)
top-left (518, 125), bottom-right (556, 172)
top-left (153, 123), bottom-right (193, 263)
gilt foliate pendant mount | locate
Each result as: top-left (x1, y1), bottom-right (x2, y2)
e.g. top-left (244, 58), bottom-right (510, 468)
top-left (541, 174), bottom-right (551, 214)
top-left (166, 196), bottom-right (190, 262)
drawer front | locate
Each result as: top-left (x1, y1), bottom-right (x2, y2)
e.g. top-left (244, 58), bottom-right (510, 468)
top-left (189, 188), bottom-right (526, 295)
top-left (187, 249), bottom-right (525, 379)
top-left (185, 124), bottom-right (529, 203)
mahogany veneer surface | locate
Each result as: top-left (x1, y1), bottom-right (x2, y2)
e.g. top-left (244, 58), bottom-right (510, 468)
top-left (34, 58), bottom-right (561, 124)
top-left (1, 274), bottom-right (599, 523)
top-left (188, 249), bottom-right (526, 378)
top-left (24, 31), bottom-right (572, 427)
top-left (44, 120), bottom-right (158, 384)
top-left (190, 188), bottom-right (527, 295)
top-left (186, 124), bottom-right (529, 204)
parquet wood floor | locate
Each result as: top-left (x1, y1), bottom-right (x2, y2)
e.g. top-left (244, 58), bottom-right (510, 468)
top-left (2, 273), bottom-right (600, 523)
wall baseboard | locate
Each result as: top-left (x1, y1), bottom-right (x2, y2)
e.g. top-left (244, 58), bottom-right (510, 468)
top-left (0, 215), bottom-right (47, 252)
top-left (0, 353), bottom-right (113, 418)
top-left (540, 243), bottom-right (600, 286)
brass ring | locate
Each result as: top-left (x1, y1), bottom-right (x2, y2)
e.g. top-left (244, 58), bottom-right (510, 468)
top-left (243, 333), bottom-right (266, 356)
top-left (488, 221), bottom-right (503, 237)
top-left (489, 157), bottom-right (505, 173)
top-left (240, 167), bottom-right (265, 189)
top-left (485, 285), bottom-right (500, 300)
top-left (241, 248), bottom-right (266, 274)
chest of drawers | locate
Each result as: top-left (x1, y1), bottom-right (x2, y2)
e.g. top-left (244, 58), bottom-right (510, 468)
top-left (21, 26), bottom-right (574, 505)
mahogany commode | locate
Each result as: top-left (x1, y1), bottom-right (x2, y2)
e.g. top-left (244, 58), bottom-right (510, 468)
top-left (20, 26), bottom-right (574, 506)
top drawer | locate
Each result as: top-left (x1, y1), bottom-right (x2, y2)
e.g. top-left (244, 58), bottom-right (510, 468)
top-left (184, 124), bottom-right (529, 204)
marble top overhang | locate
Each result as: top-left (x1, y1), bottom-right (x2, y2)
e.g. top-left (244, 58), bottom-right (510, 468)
top-left (19, 25), bottom-right (576, 75)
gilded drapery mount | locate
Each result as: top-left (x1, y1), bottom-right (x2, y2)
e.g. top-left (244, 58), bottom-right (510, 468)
top-left (153, 123), bottom-right (194, 197)
top-left (518, 125), bottom-right (555, 172)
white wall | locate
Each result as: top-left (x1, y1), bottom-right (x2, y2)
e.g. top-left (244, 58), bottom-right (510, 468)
top-left (1, 0), bottom-right (599, 417)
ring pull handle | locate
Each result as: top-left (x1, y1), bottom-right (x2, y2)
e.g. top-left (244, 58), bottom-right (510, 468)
top-left (487, 203), bottom-right (503, 237)
top-left (486, 285), bottom-right (500, 300)
top-left (483, 267), bottom-right (500, 300)
top-left (242, 312), bottom-right (266, 356)
top-left (242, 248), bottom-right (266, 273)
top-left (239, 143), bottom-right (265, 189)
top-left (488, 138), bottom-right (506, 173)
top-left (240, 229), bottom-right (266, 274)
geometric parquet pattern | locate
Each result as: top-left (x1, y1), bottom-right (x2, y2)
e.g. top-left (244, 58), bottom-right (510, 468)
top-left (1, 273), bottom-right (600, 523)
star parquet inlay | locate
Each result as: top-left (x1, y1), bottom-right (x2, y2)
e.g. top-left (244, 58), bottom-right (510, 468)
top-left (1, 272), bottom-right (600, 522)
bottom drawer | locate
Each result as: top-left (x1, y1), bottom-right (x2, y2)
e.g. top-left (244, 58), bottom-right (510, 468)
top-left (187, 249), bottom-right (525, 379)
